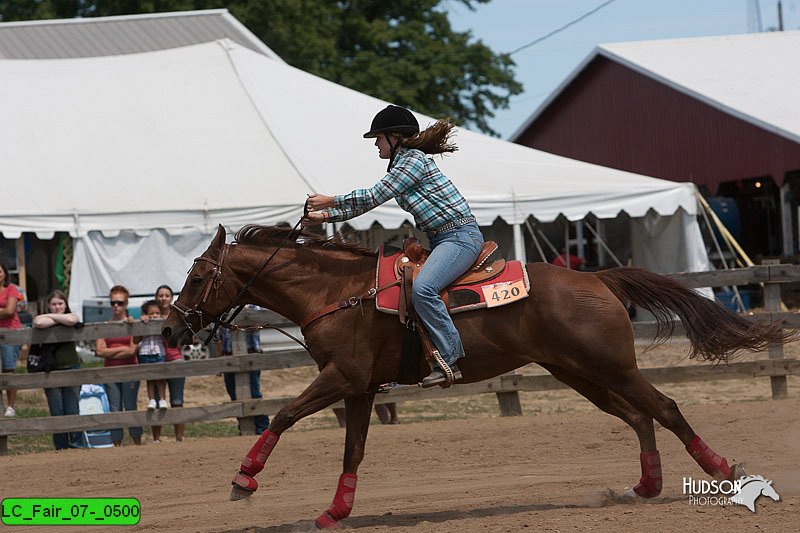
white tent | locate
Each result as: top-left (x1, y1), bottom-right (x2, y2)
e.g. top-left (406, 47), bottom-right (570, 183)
top-left (0, 40), bottom-right (708, 315)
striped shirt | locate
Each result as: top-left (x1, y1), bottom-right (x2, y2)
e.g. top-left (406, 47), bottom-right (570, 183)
top-left (325, 147), bottom-right (472, 233)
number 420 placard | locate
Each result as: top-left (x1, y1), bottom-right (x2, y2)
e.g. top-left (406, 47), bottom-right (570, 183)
top-left (481, 279), bottom-right (528, 307)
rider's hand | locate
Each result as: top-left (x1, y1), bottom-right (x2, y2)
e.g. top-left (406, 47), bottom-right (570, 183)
top-left (302, 211), bottom-right (327, 227)
top-left (306, 194), bottom-right (334, 211)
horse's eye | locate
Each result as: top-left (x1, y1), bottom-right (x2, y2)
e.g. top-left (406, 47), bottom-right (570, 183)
top-left (189, 276), bottom-right (203, 286)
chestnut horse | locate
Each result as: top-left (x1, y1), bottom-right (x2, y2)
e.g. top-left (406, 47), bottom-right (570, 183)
top-left (163, 224), bottom-right (791, 528)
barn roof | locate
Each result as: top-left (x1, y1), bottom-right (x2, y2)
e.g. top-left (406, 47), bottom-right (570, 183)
top-left (511, 31), bottom-right (800, 144)
top-left (0, 9), bottom-right (281, 60)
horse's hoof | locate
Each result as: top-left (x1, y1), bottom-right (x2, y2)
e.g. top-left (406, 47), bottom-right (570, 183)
top-left (230, 485), bottom-right (255, 501)
top-left (315, 512), bottom-right (341, 529)
top-left (621, 488), bottom-right (648, 502)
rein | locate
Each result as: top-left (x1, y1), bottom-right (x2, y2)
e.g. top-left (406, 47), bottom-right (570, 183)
top-left (172, 201), bottom-right (398, 352)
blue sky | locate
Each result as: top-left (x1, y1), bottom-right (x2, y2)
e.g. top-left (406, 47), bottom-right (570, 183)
top-left (447, 0), bottom-right (799, 139)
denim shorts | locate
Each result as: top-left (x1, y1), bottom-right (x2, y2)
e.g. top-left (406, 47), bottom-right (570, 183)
top-left (138, 354), bottom-right (165, 364)
top-left (1, 344), bottom-right (20, 370)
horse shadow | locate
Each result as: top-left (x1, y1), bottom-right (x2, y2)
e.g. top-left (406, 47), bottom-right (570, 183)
top-left (214, 493), bottom-right (684, 532)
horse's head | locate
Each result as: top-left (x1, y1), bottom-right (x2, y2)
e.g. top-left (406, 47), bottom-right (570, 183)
top-left (761, 480), bottom-right (780, 502)
top-left (162, 224), bottom-right (235, 348)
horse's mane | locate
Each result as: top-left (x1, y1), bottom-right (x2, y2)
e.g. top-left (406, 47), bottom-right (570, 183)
top-left (233, 225), bottom-right (376, 257)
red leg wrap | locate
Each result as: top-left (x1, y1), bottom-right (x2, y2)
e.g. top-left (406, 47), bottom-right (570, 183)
top-left (315, 473), bottom-right (357, 529)
top-left (241, 430), bottom-right (280, 476)
top-left (633, 450), bottom-right (663, 498)
top-left (231, 430), bottom-right (280, 492)
top-left (686, 435), bottom-right (730, 480)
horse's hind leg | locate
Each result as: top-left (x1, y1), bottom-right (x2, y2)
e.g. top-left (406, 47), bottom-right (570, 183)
top-left (541, 363), bottom-right (662, 498)
top-left (602, 367), bottom-right (740, 482)
top-left (231, 363), bottom-right (356, 500)
top-left (315, 393), bottom-right (375, 529)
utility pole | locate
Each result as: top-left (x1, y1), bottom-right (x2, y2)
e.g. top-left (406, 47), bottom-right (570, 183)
top-left (778, 0), bottom-right (784, 30)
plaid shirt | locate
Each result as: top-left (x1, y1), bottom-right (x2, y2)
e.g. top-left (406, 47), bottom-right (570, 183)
top-left (325, 147), bottom-right (472, 232)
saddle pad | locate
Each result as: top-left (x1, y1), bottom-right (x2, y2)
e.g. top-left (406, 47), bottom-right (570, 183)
top-left (375, 253), bottom-right (530, 315)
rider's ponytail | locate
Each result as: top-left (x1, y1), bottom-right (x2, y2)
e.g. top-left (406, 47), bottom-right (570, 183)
top-left (402, 119), bottom-right (458, 155)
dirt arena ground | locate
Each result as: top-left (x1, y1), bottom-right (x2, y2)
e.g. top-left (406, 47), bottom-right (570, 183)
top-left (2, 394), bottom-right (798, 532)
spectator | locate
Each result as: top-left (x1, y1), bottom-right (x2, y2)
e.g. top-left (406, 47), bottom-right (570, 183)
top-left (32, 290), bottom-right (85, 449)
top-left (95, 285), bottom-right (142, 446)
top-left (154, 285), bottom-right (185, 442)
top-left (134, 300), bottom-right (168, 414)
top-left (0, 262), bottom-right (21, 418)
top-left (219, 319), bottom-right (269, 435)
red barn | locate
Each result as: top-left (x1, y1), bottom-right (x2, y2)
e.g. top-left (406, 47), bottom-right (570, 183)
top-left (512, 31), bottom-right (800, 260)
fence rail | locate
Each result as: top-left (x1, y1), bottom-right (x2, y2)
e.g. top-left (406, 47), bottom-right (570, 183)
top-left (1, 264), bottom-right (799, 454)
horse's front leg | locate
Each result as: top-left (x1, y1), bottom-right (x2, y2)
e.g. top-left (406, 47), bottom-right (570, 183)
top-left (315, 392), bottom-right (375, 529)
top-left (230, 362), bottom-right (355, 500)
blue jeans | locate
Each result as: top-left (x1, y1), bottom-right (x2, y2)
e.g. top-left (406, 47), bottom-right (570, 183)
top-left (44, 382), bottom-right (85, 449)
top-left (103, 381), bottom-right (143, 443)
top-left (413, 222), bottom-right (483, 367)
top-left (166, 377), bottom-right (185, 407)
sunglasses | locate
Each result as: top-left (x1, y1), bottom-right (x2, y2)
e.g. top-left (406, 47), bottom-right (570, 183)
top-left (110, 300), bottom-right (127, 307)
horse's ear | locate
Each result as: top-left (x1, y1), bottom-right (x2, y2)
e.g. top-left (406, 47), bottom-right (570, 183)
top-left (212, 224), bottom-right (227, 250)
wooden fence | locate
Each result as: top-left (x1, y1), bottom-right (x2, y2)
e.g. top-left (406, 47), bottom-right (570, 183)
top-left (1, 264), bottom-right (798, 455)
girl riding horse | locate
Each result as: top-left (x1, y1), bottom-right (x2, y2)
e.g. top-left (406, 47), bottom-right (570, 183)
top-left (304, 105), bottom-right (483, 388)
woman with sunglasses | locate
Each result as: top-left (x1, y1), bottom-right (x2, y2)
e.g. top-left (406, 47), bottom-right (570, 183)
top-left (95, 285), bottom-right (142, 446)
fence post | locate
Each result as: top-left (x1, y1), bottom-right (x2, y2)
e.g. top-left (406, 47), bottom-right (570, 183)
top-left (232, 330), bottom-right (256, 434)
top-left (762, 259), bottom-right (788, 399)
top-left (496, 391), bottom-right (523, 417)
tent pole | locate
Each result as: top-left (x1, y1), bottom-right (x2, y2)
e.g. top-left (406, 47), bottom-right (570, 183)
top-left (584, 222), bottom-right (623, 267)
top-left (780, 183), bottom-right (793, 257)
top-left (512, 224), bottom-right (526, 263)
top-left (15, 236), bottom-right (27, 294)
top-left (524, 220), bottom-right (547, 262)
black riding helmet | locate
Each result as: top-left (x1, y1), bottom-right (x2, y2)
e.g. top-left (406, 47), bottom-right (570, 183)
top-left (363, 105), bottom-right (420, 138)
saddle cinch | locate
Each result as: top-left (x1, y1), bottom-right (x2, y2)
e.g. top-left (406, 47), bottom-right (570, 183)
top-left (375, 237), bottom-right (530, 323)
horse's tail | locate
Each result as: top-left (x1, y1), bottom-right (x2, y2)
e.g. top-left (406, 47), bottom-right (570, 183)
top-left (594, 267), bottom-right (795, 362)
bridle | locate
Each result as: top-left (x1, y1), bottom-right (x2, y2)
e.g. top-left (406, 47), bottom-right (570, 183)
top-left (171, 242), bottom-right (233, 336)
top-left (171, 203), bottom-right (310, 348)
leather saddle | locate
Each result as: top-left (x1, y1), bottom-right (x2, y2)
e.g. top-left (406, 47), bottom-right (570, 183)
top-left (393, 238), bottom-right (505, 286)
top-left (392, 238), bottom-right (505, 324)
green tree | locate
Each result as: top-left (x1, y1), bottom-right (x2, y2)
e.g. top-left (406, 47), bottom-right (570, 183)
top-left (230, 0), bottom-right (521, 135)
top-left (0, 0), bottom-right (521, 135)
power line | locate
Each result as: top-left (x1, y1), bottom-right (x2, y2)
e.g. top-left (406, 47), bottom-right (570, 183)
top-left (508, 0), bottom-right (617, 56)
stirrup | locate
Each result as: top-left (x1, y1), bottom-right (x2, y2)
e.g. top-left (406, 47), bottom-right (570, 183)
top-left (432, 350), bottom-right (455, 385)
top-left (420, 351), bottom-right (460, 388)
